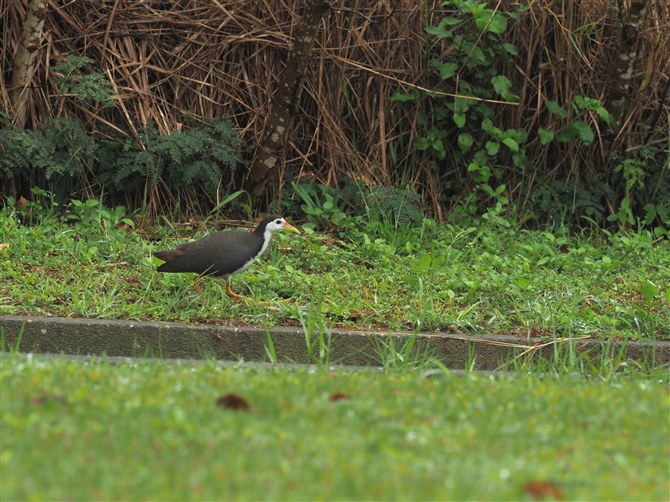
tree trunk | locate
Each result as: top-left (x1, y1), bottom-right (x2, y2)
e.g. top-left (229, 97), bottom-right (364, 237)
top-left (243, 0), bottom-right (330, 204)
top-left (607, 1), bottom-right (648, 127)
top-left (9, 0), bottom-right (48, 129)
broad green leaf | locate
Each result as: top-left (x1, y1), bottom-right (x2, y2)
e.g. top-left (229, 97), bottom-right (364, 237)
top-left (475, 11), bottom-right (507, 34)
top-left (595, 106), bottom-right (614, 124)
top-left (442, 16), bottom-right (462, 26)
top-left (473, 149), bottom-right (489, 166)
top-left (512, 152), bottom-right (527, 169)
top-left (458, 133), bottom-right (474, 152)
top-left (468, 46), bottom-right (487, 65)
top-left (514, 277), bottom-right (530, 289)
top-left (545, 100), bottom-right (569, 119)
top-left (538, 127), bottom-right (554, 145)
top-left (491, 75), bottom-right (510, 94)
top-left (482, 118), bottom-right (503, 139)
top-left (640, 281), bottom-right (659, 302)
top-left (480, 184), bottom-right (496, 196)
top-left (491, 75), bottom-right (518, 102)
top-left (402, 274), bottom-right (422, 287)
top-left (503, 43), bottom-right (518, 55)
top-left (453, 113), bottom-right (466, 128)
top-left (454, 96), bottom-right (473, 114)
top-left (573, 120), bottom-right (594, 145)
top-left (574, 95), bottom-right (587, 109)
top-left (502, 137), bottom-right (519, 152)
top-left (389, 92), bottom-right (417, 102)
top-left (413, 138), bottom-right (430, 150)
top-left (485, 141), bottom-right (500, 156)
top-left (506, 127), bottom-right (528, 143)
top-left (425, 25), bottom-right (451, 39)
top-left (474, 165), bottom-right (491, 183)
top-left (418, 254), bottom-right (432, 271)
top-left (557, 125), bottom-right (578, 142)
top-left (439, 63), bottom-right (458, 80)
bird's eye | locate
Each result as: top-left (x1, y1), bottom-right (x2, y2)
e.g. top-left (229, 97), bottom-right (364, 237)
top-left (276, 219), bottom-right (282, 224)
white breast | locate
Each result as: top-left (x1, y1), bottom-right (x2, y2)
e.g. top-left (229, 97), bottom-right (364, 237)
top-left (236, 226), bottom-right (273, 274)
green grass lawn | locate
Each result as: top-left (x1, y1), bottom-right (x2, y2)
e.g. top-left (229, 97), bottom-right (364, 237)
top-left (1, 204), bottom-right (668, 340)
top-left (2, 355), bottom-right (668, 501)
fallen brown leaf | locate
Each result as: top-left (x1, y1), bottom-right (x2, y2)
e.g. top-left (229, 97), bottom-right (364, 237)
top-left (522, 481), bottom-right (565, 501)
top-left (216, 393), bottom-right (250, 411)
top-left (328, 392), bottom-right (350, 402)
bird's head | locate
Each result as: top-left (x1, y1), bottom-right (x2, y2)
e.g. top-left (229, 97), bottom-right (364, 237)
top-left (264, 216), bottom-right (300, 235)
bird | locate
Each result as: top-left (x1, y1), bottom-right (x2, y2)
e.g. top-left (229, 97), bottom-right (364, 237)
top-left (153, 215), bottom-right (300, 300)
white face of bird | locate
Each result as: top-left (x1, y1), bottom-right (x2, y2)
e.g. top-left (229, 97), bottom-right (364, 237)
top-left (267, 217), bottom-right (300, 234)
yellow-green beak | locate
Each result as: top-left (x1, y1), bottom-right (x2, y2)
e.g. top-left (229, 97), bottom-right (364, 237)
top-left (283, 221), bottom-right (300, 234)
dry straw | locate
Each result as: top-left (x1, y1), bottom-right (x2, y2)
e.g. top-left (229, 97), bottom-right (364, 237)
top-left (1, 0), bottom-right (668, 217)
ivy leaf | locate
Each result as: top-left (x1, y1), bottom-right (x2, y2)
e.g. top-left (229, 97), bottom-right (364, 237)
top-left (491, 75), bottom-right (519, 102)
top-left (425, 17), bottom-right (461, 39)
top-left (458, 133), bottom-right (474, 152)
top-left (485, 141), bottom-right (500, 156)
top-left (453, 113), bottom-right (466, 128)
top-left (503, 43), bottom-right (518, 55)
top-left (475, 11), bottom-right (507, 34)
top-left (502, 137), bottom-right (519, 152)
top-left (572, 120), bottom-right (594, 145)
top-left (473, 165), bottom-right (491, 183)
top-left (454, 96), bottom-right (473, 114)
top-left (593, 104), bottom-right (615, 124)
top-left (510, 128), bottom-right (528, 143)
top-left (482, 118), bottom-right (503, 139)
top-left (425, 25), bottom-right (452, 40)
top-left (538, 128), bottom-right (554, 145)
top-left (545, 100), bottom-right (569, 120)
top-left (413, 138), bottom-right (430, 150)
top-left (439, 63), bottom-right (459, 80)
top-left (473, 149), bottom-right (489, 166)
top-left (441, 16), bottom-right (462, 26)
top-left (557, 125), bottom-right (578, 142)
top-left (389, 92), bottom-right (417, 102)
top-left (468, 46), bottom-right (487, 66)
top-left (513, 152), bottom-right (527, 169)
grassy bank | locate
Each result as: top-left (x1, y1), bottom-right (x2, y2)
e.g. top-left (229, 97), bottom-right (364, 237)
top-left (1, 202), bottom-right (669, 339)
top-left (1, 354), bottom-right (668, 500)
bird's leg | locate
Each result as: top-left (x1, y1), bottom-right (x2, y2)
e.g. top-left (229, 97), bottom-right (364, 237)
top-left (226, 277), bottom-right (266, 304)
top-left (225, 277), bottom-right (245, 300)
top-left (194, 276), bottom-right (204, 295)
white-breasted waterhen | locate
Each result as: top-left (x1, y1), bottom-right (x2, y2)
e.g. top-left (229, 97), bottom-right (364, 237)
top-left (153, 215), bottom-right (300, 300)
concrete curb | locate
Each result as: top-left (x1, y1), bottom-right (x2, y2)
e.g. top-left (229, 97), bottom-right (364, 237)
top-left (1, 315), bottom-right (669, 371)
